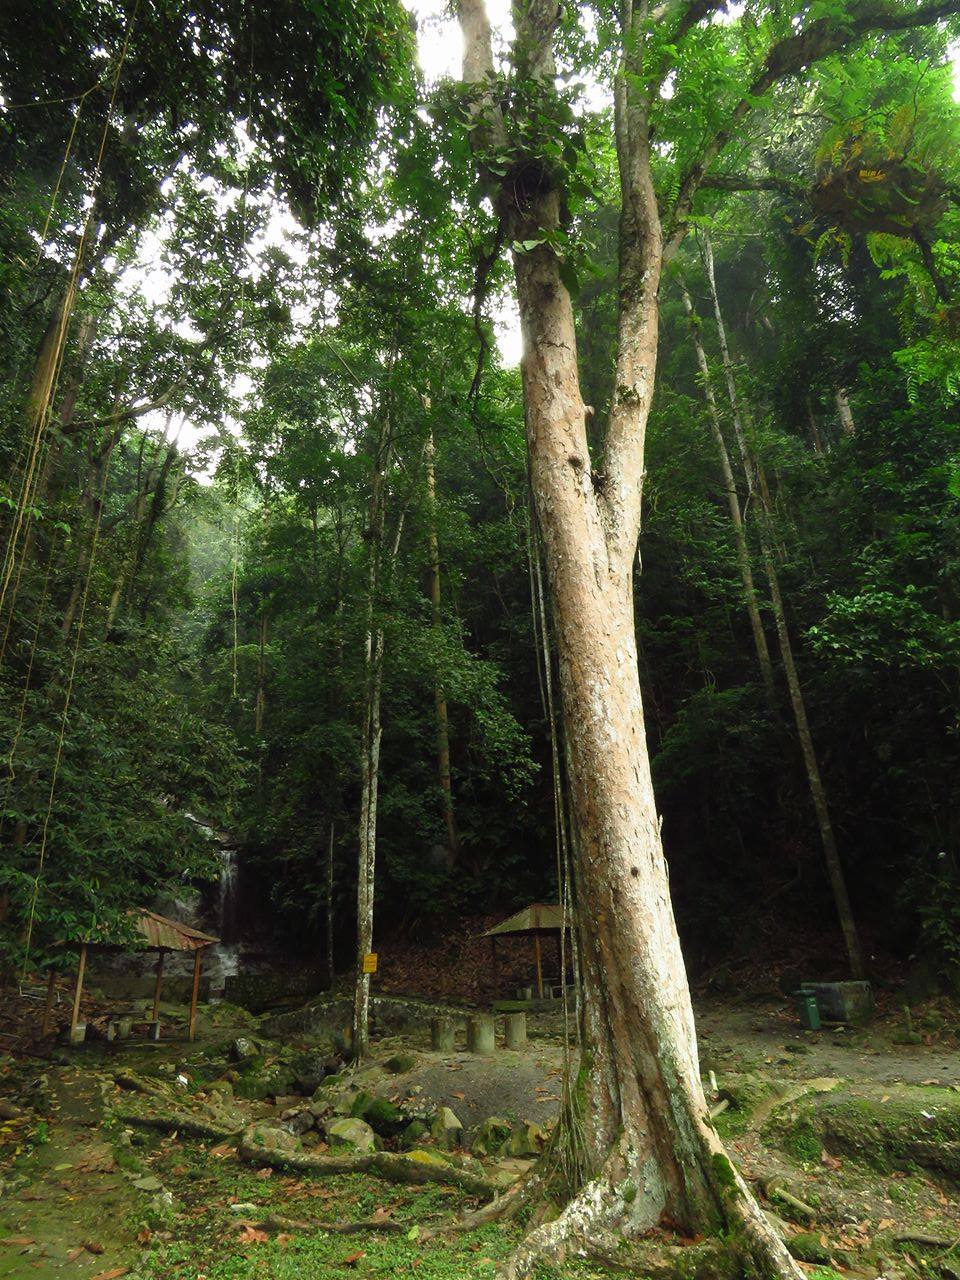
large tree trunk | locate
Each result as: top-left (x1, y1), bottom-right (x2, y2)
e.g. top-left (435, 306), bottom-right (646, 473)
top-left (458, 4), bottom-right (801, 1277)
top-left (424, 425), bottom-right (459, 867)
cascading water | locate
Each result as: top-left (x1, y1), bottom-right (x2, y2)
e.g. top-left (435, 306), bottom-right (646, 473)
top-left (208, 844), bottom-right (242, 994)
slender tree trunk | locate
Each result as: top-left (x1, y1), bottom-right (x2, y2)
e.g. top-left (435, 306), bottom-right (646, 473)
top-left (354, 617), bottom-right (385, 1059)
top-left (254, 611), bottom-right (268, 737)
top-left (352, 370), bottom-right (398, 1060)
top-left (835, 386), bottom-right (856, 437)
top-left (458, 6), bottom-right (800, 1278)
top-left (702, 247), bottom-right (866, 982)
top-left (806, 398), bottom-right (826, 456)
top-left (326, 820), bottom-right (335, 988)
top-left (680, 284), bottom-right (776, 706)
top-left (425, 425), bottom-right (460, 866)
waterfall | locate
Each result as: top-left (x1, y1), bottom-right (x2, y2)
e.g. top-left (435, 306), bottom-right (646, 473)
top-left (219, 845), bottom-right (241, 942)
top-left (207, 844), bottom-right (242, 993)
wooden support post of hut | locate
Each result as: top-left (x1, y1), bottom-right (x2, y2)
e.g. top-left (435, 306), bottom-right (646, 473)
top-left (41, 968), bottom-right (57, 1036)
top-left (69, 943), bottom-right (88, 1043)
top-left (60, 909), bottom-right (218, 1045)
top-left (151, 950), bottom-right (166, 1023)
top-left (482, 903), bottom-right (574, 1003)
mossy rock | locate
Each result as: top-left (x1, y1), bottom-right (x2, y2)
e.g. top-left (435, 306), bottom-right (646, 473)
top-left (349, 1090), bottom-right (376, 1120)
top-left (383, 1053), bottom-right (417, 1074)
top-left (361, 1095), bottom-right (406, 1138)
top-left (400, 1119), bottom-right (429, 1150)
top-left (777, 1086), bottom-right (960, 1177)
top-left (787, 1232), bottom-right (832, 1265)
top-left (471, 1116), bottom-right (512, 1156)
top-left (234, 1064), bottom-right (295, 1101)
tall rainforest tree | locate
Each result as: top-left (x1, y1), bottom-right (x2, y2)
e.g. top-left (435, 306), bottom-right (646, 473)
top-left (454, 1), bottom-right (960, 1275)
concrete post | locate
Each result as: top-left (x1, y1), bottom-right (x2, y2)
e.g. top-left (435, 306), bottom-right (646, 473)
top-left (504, 1011), bottom-right (527, 1049)
top-left (466, 1013), bottom-right (496, 1054)
top-left (431, 1016), bottom-right (456, 1052)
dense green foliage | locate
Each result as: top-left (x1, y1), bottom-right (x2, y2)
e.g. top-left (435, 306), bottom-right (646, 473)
top-left (1, 1), bottom-right (958, 982)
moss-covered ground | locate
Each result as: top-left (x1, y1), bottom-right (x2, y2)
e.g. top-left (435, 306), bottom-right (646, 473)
top-left (2, 990), bottom-right (959, 1280)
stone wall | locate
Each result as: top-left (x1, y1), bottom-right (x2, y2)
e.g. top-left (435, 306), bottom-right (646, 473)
top-left (223, 968), bottom-right (325, 1013)
top-left (262, 992), bottom-right (472, 1038)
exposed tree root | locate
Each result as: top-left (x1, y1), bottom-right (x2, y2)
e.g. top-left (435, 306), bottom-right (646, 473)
top-left (483, 1136), bottom-right (805, 1280)
top-left (589, 1238), bottom-right (740, 1279)
top-left (422, 1166), bottom-right (545, 1240)
top-left (249, 1213), bottom-right (410, 1236)
top-left (237, 1137), bottom-right (498, 1199)
top-left (114, 1104), bottom-right (497, 1198)
top-left (114, 1107), bottom-right (242, 1141)
top-left (761, 1177), bottom-right (816, 1222)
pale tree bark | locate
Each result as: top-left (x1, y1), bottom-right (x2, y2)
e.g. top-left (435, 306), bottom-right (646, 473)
top-left (701, 249), bottom-right (866, 982)
top-left (456, 0), bottom-right (957, 1268)
top-left (353, 369), bottom-right (415, 1058)
top-left (353, 408), bottom-right (393, 1061)
top-left (424, 423), bottom-right (460, 867)
top-left (458, 5), bottom-right (800, 1278)
top-left (680, 283), bottom-right (776, 707)
top-left (835, 386), bottom-right (856, 437)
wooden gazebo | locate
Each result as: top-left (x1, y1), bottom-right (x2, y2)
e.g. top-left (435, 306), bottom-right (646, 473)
top-left (483, 902), bottom-right (573, 999)
top-left (44, 908), bottom-right (219, 1044)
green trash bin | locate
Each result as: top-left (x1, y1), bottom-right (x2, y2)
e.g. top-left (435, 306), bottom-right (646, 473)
top-left (794, 991), bottom-right (821, 1031)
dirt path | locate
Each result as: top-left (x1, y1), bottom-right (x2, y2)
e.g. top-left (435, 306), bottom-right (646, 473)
top-left (0, 1068), bottom-right (139, 1279)
top-left (694, 995), bottom-right (960, 1087)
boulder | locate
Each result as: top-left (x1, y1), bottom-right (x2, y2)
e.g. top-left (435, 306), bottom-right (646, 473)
top-left (234, 1064), bottom-right (295, 1101)
top-left (431, 1106), bottom-right (464, 1150)
top-left (383, 1052), bottom-right (417, 1075)
top-left (356, 1095), bottom-right (405, 1138)
top-left (331, 1087), bottom-right (359, 1116)
top-left (326, 1117), bottom-right (377, 1154)
top-left (242, 1123), bottom-right (299, 1154)
top-left (231, 1036), bottom-right (261, 1063)
top-left (787, 1232), bottom-right (832, 1265)
top-left (288, 1049), bottom-right (338, 1095)
top-left (504, 1121), bottom-right (546, 1158)
top-left (281, 1107), bottom-right (316, 1136)
top-left (471, 1116), bottom-right (512, 1156)
top-left (400, 1119), bottom-right (429, 1149)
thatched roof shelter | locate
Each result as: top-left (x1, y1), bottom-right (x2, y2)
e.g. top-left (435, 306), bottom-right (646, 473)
top-left (47, 908), bottom-right (219, 1044)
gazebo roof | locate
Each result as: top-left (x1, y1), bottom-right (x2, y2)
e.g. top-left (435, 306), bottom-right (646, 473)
top-left (483, 903), bottom-right (572, 938)
top-left (130, 909), bottom-right (218, 952)
top-left (71, 908), bottom-right (219, 952)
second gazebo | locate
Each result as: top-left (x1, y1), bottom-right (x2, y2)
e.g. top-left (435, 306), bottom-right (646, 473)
top-left (483, 902), bottom-right (573, 1001)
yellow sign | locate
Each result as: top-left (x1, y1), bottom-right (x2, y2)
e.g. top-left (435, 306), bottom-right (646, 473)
top-left (362, 952), bottom-right (378, 974)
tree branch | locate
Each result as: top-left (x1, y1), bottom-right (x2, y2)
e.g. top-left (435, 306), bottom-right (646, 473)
top-left (64, 385), bottom-right (178, 434)
top-left (666, 0), bottom-right (960, 255)
top-left (700, 172), bottom-right (805, 197)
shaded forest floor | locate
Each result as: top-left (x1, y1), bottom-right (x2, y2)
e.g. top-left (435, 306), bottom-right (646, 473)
top-left (0, 987), bottom-right (958, 1280)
